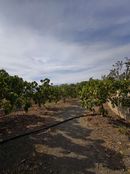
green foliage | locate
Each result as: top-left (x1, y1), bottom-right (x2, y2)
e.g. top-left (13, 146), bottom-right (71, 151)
top-left (0, 58), bottom-right (130, 116)
top-left (80, 78), bottom-right (130, 115)
top-left (0, 70), bottom-right (33, 114)
top-left (80, 79), bottom-right (109, 115)
top-left (80, 59), bottom-right (130, 116)
top-left (0, 99), bottom-right (12, 114)
top-left (0, 69), bottom-right (79, 115)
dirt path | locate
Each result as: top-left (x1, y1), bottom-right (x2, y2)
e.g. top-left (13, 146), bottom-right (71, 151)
top-left (0, 100), bottom-right (130, 174)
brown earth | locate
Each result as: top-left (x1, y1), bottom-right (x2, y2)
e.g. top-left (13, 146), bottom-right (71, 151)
top-left (0, 99), bottom-right (130, 174)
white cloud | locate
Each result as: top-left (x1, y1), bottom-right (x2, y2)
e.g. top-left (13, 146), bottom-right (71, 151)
top-left (0, 0), bottom-right (130, 83)
top-left (0, 22), bottom-right (130, 84)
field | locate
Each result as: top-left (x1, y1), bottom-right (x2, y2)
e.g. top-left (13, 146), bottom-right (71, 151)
top-left (0, 1), bottom-right (130, 173)
top-left (0, 99), bottom-right (130, 174)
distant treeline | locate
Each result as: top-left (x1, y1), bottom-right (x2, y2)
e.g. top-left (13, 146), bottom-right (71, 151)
top-left (0, 58), bottom-right (130, 115)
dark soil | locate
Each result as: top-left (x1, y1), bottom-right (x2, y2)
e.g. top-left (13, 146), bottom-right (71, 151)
top-left (0, 100), bottom-right (130, 174)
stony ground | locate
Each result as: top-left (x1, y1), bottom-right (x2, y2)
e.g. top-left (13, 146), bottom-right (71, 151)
top-left (0, 100), bottom-right (130, 174)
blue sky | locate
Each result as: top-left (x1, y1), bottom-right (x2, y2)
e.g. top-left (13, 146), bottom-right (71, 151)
top-left (0, 0), bottom-right (130, 84)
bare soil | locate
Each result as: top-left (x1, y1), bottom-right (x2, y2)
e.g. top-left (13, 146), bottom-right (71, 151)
top-left (0, 99), bottom-right (130, 174)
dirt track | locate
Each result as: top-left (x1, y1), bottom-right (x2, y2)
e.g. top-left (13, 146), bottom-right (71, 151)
top-left (0, 100), bottom-right (130, 174)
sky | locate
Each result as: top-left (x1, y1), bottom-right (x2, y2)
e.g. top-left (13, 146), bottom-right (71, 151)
top-left (0, 0), bottom-right (130, 84)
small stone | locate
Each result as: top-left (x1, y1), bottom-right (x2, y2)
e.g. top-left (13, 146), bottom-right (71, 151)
top-left (119, 150), bottom-right (123, 155)
top-left (118, 142), bottom-right (122, 145)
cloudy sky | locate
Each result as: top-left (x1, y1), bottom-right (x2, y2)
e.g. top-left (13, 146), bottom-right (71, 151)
top-left (0, 0), bottom-right (130, 84)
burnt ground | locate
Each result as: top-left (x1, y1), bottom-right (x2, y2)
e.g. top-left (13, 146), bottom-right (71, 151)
top-left (0, 100), bottom-right (130, 174)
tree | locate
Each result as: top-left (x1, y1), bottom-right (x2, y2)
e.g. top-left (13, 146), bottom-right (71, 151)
top-left (80, 79), bottom-right (109, 115)
top-left (107, 58), bottom-right (130, 80)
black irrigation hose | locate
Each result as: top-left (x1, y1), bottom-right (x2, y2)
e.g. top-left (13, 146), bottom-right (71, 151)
top-left (0, 113), bottom-right (99, 145)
